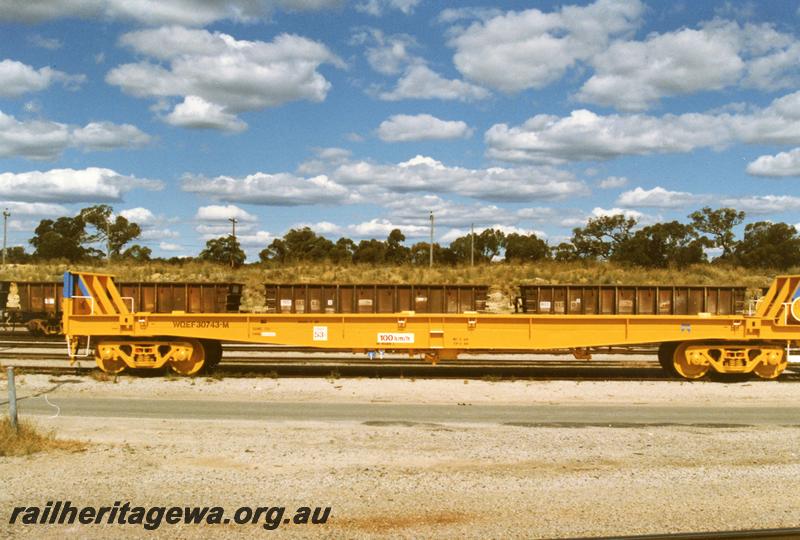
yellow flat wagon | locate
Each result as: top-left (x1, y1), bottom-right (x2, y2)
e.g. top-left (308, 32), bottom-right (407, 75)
top-left (62, 271), bottom-right (800, 380)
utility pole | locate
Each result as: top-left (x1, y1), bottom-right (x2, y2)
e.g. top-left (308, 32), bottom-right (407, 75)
top-left (106, 218), bottom-right (111, 264)
top-left (429, 211), bottom-right (434, 268)
top-left (2, 208), bottom-right (9, 266)
top-left (470, 223), bottom-right (474, 267)
top-left (229, 217), bottom-right (238, 268)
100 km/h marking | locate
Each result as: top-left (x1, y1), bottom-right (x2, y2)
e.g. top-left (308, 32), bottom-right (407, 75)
top-left (377, 333), bottom-right (415, 344)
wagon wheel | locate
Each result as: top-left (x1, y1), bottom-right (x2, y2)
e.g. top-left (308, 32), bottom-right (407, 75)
top-left (672, 342), bottom-right (710, 380)
top-left (657, 342), bottom-right (678, 376)
top-left (169, 340), bottom-right (206, 376)
top-left (201, 340), bottom-right (223, 369)
top-left (93, 345), bottom-right (126, 374)
top-left (752, 349), bottom-right (787, 380)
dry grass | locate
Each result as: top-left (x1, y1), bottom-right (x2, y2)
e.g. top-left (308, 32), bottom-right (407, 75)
top-left (87, 369), bottom-right (111, 382)
top-left (0, 417), bottom-right (86, 457)
top-left (1, 260), bottom-right (783, 312)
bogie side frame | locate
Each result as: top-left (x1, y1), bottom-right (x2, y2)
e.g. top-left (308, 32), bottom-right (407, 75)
top-left (62, 272), bottom-right (800, 379)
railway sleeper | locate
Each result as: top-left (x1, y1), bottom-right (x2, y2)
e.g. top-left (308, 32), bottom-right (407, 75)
top-left (92, 338), bottom-right (222, 376)
top-left (658, 341), bottom-right (787, 380)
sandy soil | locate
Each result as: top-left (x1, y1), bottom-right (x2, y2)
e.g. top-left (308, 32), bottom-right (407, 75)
top-left (2, 375), bottom-right (800, 539)
top-left (6, 372), bottom-right (800, 406)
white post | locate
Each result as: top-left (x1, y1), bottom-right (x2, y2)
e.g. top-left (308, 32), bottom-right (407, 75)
top-left (7, 366), bottom-right (18, 432)
top-left (470, 223), bottom-right (474, 267)
top-left (229, 217), bottom-right (238, 268)
top-left (429, 212), bottom-right (434, 268)
top-left (2, 208), bottom-right (9, 266)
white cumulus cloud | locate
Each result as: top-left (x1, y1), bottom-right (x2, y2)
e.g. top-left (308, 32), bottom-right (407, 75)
top-left (293, 221), bottom-right (343, 235)
top-left (71, 122), bottom-right (153, 150)
top-left (0, 168), bottom-right (163, 203)
top-left (616, 186), bottom-right (704, 209)
top-left (449, 0), bottom-right (643, 93)
top-left (378, 64), bottom-right (490, 102)
top-left (159, 242), bottom-right (183, 252)
top-left (107, 27), bottom-right (342, 131)
top-left (348, 218), bottom-right (428, 238)
top-left (591, 207), bottom-right (644, 219)
top-left (119, 207), bottom-right (156, 224)
top-left (333, 155), bottom-right (588, 202)
top-left (485, 90), bottom-right (800, 164)
top-left (0, 59), bottom-right (84, 97)
top-left (195, 204), bottom-right (258, 222)
top-left (598, 176), bottom-right (629, 189)
top-left (382, 194), bottom-right (521, 228)
top-left (353, 29), bottom-right (418, 76)
top-left (378, 114), bottom-right (473, 142)
top-left (0, 111), bottom-right (151, 160)
top-left (355, 0), bottom-right (419, 16)
top-left (237, 230), bottom-right (274, 247)
top-left (182, 172), bottom-right (353, 206)
top-left (0, 201), bottom-right (70, 216)
top-left (719, 194), bottom-right (800, 215)
top-left (577, 22), bottom-right (745, 111)
top-left (746, 148), bottom-right (800, 177)
top-left (165, 95), bottom-right (247, 132)
top-left (0, 0), bottom-right (343, 26)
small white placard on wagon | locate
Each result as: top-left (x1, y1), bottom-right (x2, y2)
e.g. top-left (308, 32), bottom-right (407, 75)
top-left (377, 332), bottom-right (414, 344)
top-left (313, 326), bottom-right (328, 341)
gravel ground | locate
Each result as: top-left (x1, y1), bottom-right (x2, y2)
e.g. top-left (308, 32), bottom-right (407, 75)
top-left (2, 375), bottom-right (800, 539)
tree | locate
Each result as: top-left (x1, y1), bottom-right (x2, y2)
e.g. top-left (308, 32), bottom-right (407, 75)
top-left (552, 242), bottom-right (579, 262)
top-left (29, 216), bottom-right (89, 261)
top-left (613, 221), bottom-right (706, 268)
top-left (261, 238), bottom-right (286, 263)
top-left (734, 221), bottom-right (800, 269)
top-left (122, 244), bottom-right (152, 262)
top-left (79, 204), bottom-right (141, 258)
top-left (328, 237), bottom-right (355, 264)
top-left (199, 236), bottom-right (246, 267)
top-left (449, 228), bottom-right (506, 263)
top-left (504, 233), bottom-right (550, 262)
top-left (410, 242), bottom-right (457, 266)
top-left (385, 229), bottom-right (410, 264)
top-left (448, 235), bottom-right (473, 264)
top-left (476, 228), bottom-right (505, 261)
top-left (689, 206), bottom-right (745, 260)
top-left (4, 246), bottom-right (31, 263)
top-left (260, 227), bottom-right (333, 263)
top-left (571, 214), bottom-right (637, 260)
top-left (352, 239), bottom-right (388, 264)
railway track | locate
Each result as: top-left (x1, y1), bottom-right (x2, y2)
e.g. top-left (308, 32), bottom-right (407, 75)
top-left (0, 335), bottom-right (668, 379)
top-left (4, 334), bottom-right (800, 381)
top-left (0, 333), bottom-right (660, 354)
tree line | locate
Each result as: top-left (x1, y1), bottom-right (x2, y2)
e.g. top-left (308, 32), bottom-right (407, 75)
top-left (6, 205), bottom-right (800, 270)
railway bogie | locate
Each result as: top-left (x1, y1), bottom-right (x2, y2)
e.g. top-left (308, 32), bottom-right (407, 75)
top-left (92, 337), bottom-right (219, 375)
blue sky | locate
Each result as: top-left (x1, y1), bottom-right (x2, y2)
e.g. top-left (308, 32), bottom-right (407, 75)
top-left (2, 0), bottom-right (800, 260)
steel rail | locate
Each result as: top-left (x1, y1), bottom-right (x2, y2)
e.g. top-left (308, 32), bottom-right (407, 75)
top-left (0, 349), bottom-right (660, 367)
top-left (5, 356), bottom-right (800, 381)
top-left (0, 334), bottom-right (661, 356)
